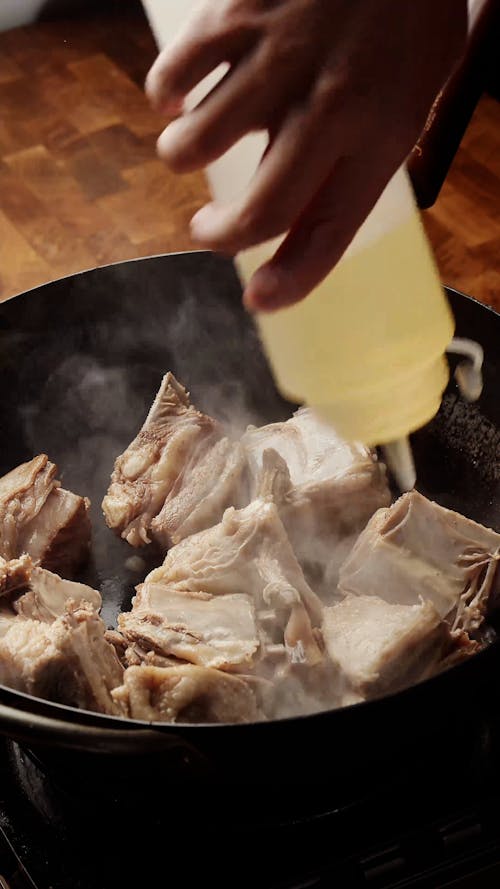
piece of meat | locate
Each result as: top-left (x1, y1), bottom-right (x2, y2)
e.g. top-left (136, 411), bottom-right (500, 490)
top-left (102, 373), bottom-right (221, 547)
top-left (19, 487), bottom-right (91, 579)
top-left (339, 491), bottom-right (500, 630)
top-left (243, 409), bottom-right (391, 588)
top-left (144, 456), bottom-right (324, 672)
top-left (0, 456), bottom-right (57, 560)
top-left (0, 601), bottom-right (124, 714)
top-left (0, 555), bottom-right (32, 599)
top-left (123, 453), bottom-right (323, 678)
top-left (124, 643), bottom-right (185, 669)
top-left (112, 664), bottom-right (260, 723)
top-left (154, 462), bottom-right (322, 619)
top-left (120, 584), bottom-right (259, 670)
top-left (0, 455), bottom-right (90, 578)
top-left (13, 567), bottom-right (101, 623)
top-left (150, 437), bottom-right (249, 548)
top-left (322, 594), bottom-right (463, 700)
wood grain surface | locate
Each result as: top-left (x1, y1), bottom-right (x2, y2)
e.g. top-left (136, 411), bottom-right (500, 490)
top-left (0, 6), bottom-right (498, 311)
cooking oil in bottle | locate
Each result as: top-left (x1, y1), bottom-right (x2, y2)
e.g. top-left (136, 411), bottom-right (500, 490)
top-left (239, 168), bottom-right (455, 447)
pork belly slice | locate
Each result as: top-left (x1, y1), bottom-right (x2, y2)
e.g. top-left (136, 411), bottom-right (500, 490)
top-left (112, 664), bottom-right (260, 723)
top-left (120, 584), bottom-right (259, 670)
top-left (150, 437), bottom-right (248, 549)
top-left (0, 555), bottom-right (32, 599)
top-left (322, 594), bottom-right (474, 700)
top-left (102, 373), bottom-right (223, 547)
top-left (339, 491), bottom-right (500, 631)
top-left (243, 408), bottom-right (390, 586)
top-left (0, 601), bottom-right (124, 715)
top-left (13, 566), bottom-right (101, 623)
top-left (0, 455), bottom-right (90, 578)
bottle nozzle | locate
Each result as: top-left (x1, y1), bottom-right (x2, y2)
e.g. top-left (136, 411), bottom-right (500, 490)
top-left (381, 437), bottom-right (417, 492)
top-left (381, 338), bottom-right (484, 494)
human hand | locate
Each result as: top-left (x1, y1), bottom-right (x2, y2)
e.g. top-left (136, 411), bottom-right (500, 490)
top-left (146, 0), bottom-right (467, 311)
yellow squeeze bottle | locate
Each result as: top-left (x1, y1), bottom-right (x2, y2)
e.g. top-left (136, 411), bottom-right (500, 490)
top-left (239, 166), bottom-right (454, 448)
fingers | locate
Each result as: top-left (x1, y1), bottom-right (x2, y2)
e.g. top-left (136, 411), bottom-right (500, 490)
top-left (155, 36), bottom-right (320, 175)
top-left (146, 7), bottom-right (254, 114)
top-left (243, 155), bottom-right (397, 311)
top-left (157, 57), bottom-right (280, 174)
top-left (190, 92), bottom-right (348, 252)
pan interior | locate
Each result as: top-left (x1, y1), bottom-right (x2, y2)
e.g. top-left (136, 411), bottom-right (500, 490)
top-left (0, 253), bottom-right (498, 727)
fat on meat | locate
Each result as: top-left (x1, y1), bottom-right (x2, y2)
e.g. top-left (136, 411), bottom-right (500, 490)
top-left (322, 594), bottom-right (474, 700)
top-left (0, 456), bottom-right (90, 578)
top-left (141, 452), bottom-right (324, 671)
top-left (119, 586), bottom-right (259, 670)
top-left (243, 408), bottom-right (391, 587)
top-left (150, 437), bottom-right (248, 549)
top-left (115, 452), bottom-right (324, 684)
top-left (112, 664), bottom-right (260, 723)
top-left (102, 373), bottom-right (230, 547)
top-left (0, 601), bottom-right (124, 714)
top-left (339, 491), bottom-right (500, 633)
top-left (13, 566), bottom-right (101, 622)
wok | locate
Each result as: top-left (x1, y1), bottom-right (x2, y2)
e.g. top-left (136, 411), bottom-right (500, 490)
top-left (0, 251), bottom-right (498, 804)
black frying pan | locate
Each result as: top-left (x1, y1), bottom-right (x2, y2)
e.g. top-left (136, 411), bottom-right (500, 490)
top-left (0, 252), bottom-right (498, 803)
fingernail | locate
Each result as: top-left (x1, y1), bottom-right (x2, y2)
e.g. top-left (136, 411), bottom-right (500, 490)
top-left (157, 123), bottom-right (179, 159)
top-left (164, 95), bottom-right (184, 116)
top-left (190, 205), bottom-right (217, 242)
top-left (244, 267), bottom-right (289, 313)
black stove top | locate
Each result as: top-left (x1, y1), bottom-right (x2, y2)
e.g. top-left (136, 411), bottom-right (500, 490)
top-left (2, 727), bottom-right (500, 889)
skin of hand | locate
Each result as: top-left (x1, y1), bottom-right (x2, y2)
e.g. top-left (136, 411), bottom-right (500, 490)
top-left (146, 0), bottom-right (468, 312)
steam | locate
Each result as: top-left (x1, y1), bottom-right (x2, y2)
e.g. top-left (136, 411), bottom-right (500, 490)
top-left (6, 256), bottom-right (381, 723)
top-left (15, 341), bottom-right (369, 720)
top-left (11, 258), bottom-right (293, 640)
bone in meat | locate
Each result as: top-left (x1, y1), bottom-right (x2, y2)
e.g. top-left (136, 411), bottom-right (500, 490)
top-left (153, 455), bottom-right (321, 618)
top-left (112, 664), bottom-right (260, 723)
top-left (0, 555), bottom-right (32, 599)
top-left (339, 491), bottom-right (500, 629)
top-left (0, 455), bottom-right (56, 559)
top-left (0, 601), bottom-right (124, 715)
top-left (13, 566), bottom-right (101, 623)
top-left (120, 583), bottom-right (259, 670)
top-left (144, 455), bottom-right (323, 670)
top-left (102, 373), bottom-right (222, 547)
top-left (150, 437), bottom-right (248, 549)
top-left (243, 408), bottom-right (391, 587)
top-left (0, 456), bottom-right (90, 577)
